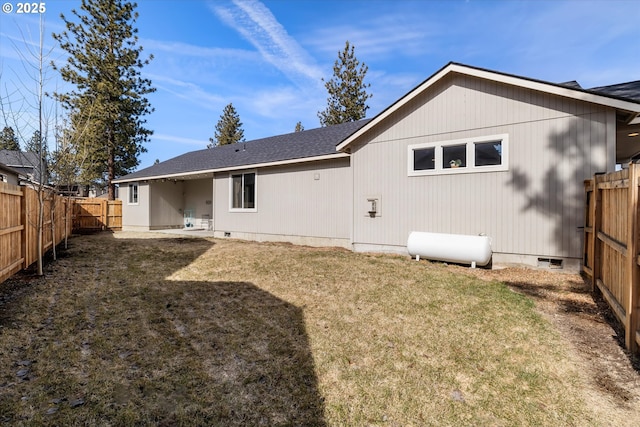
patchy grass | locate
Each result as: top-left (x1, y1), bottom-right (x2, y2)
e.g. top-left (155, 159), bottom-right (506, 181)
top-left (0, 232), bottom-right (604, 425)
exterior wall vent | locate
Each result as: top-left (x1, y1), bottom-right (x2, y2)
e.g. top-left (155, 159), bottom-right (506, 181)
top-left (537, 257), bottom-right (563, 269)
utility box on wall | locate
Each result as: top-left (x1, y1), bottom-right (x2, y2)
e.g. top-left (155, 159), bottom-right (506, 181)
top-left (365, 195), bottom-right (381, 218)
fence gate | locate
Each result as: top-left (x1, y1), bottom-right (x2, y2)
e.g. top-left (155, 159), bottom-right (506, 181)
top-left (73, 199), bottom-right (122, 231)
top-left (583, 164), bottom-right (640, 355)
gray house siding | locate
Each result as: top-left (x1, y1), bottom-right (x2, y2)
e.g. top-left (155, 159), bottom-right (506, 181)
top-left (149, 180), bottom-right (185, 229)
top-left (350, 74), bottom-right (617, 267)
top-left (121, 182), bottom-right (151, 231)
top-left (114, 64), bottom-right (638, 270)
top-left (121, 179), bottom-right (212, 231)
top-left (0, 164), bottom-right (19, 185)
top-left (213, 158), bottom-right (352, 247)
top-left (181, 179), bottom-right (213, 229)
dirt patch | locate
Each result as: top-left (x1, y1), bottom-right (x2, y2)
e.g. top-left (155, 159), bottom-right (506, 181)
top-left (460, 266), bottom-right (640, 424)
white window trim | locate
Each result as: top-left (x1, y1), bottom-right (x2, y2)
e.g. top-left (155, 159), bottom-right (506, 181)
top-left (408, 134), bottom-right (509, 176)
top-left (228, 169), bottom-right (258, 212)
top-left (128, 182), bottom-right (139, 205)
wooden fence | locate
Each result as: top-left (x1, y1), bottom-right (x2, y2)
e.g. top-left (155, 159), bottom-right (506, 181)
top-left (0, 184), bottom-right (122, 284)
top-left (0, 182), bottom-right (73, 284)
top-left (583, 163), bottom-right (640, 355)
top-left (73, 199), bottom-right (122, 231)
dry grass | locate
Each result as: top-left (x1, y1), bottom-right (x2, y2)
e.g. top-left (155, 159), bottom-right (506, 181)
top-left (0, 232), bottom-right (631, 425)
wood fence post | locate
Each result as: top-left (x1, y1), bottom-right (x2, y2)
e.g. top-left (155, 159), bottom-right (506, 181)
top-left (102, 199), bottom-right (107, 230)
top-left (591, 175), bottom-right (603, 294)
top-left (583, 179), bottom-right (594, 278)
top-left (626, 163), bottom-right (640, 354)
top-left (20, 186), bottom-right (27, 269)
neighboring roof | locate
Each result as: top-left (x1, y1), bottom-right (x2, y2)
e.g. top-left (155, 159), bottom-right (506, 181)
top-left (590, 80), bottom-right (640, 103)
top-left (0, 149), bottom-right (39, 167)
top-left (115, 119), bottom-right (370, 183)
top-left (0, 161), bottom-right (20, 176)
top-left (559, 80), bottom-right (582, 89)
top-left (0, 150), bottom-right (44, 182)
top-left (337, 62), bottom-right (640, 152)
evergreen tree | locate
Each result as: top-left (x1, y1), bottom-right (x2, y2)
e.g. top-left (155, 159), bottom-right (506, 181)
top-left (52, 0), bottom-right (155, 200)
top-left (25, 130), bottom-right (46, 155)
top-left (294, 121), bottom-right (304, 132)
top-left (0, 126), bottom-right (20, 150)
top-left (318, 41), bottom-right (372, 126)
top-left (24, 130), bottom-right (48, 182)
top-left (50, 126), bottom-right (79, 190)
top-left (208, 103), bottom-right (245, 147)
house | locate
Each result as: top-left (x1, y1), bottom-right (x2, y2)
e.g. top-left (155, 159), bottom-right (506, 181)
top-left (114, 63), bottom-right (640, 270)
top-left (0, 150), bottom-right (46, 185)
top-left (0, 162), bottom-right (20, 185)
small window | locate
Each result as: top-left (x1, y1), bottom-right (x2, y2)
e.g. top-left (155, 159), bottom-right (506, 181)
top-left (230, 171), bottom-right (256, 211)
top-left (128, 182), bottom-right (138, 204)
top-left (413, 147), bottom-right (435, 170)
top-left (475, 141), bottom-right (502, 166)
top-left (408, 134), bottom-right (508, 176)
top-left (443, 144), bottom-right (466, 169)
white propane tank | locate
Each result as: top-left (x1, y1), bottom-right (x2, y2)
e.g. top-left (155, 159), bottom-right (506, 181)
top-left (407, 231), bottom-right (492, 267)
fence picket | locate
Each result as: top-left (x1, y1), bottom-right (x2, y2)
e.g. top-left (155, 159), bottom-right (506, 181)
top-left (0, 185), bottom-right (121, 284)
top-left (583, 164), bottom-right (640, 355)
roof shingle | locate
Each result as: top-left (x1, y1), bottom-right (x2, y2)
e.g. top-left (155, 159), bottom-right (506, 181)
top-left (116, 119), bottom-right (370, 182)
top-left (589, 80), bottom-right (640, 103)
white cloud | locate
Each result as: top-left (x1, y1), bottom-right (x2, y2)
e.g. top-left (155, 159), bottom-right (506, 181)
top-left (210, 0), bottom-right (323, 90)
top-left (148, 73), bottom-right (226, 111)
top-left (142, 38), bottom-right (258, 63)
top-left (247, 85), bottom-right (323, 120)
top-left (153, 133), bottom-right (208, 147)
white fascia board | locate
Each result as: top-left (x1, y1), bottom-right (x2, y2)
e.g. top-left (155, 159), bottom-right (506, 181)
top-left (112, 152), bottom-right (350, 183)
top-left (336, 64), bottom-right (453, 152)
top-left (336, 63), bottom-right (640, 152)
top-left (460, 64), bottom-right (640, 113)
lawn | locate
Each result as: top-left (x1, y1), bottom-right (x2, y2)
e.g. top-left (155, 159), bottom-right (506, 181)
top-left (0, 232), bottom-right (605, 425)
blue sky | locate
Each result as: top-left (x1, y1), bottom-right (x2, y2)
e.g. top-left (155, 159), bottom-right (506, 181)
top-left (1, 0), bottom-right (638, 171)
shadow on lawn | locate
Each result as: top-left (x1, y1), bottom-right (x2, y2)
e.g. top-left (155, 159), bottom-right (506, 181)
top-left (0, 233), bottom-right (326, 426)
top-left (140, 279), bottom-right (327, 426)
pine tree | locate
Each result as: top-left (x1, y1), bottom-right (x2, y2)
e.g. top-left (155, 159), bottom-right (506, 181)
top-left (294, 121), bottom-right (304, 132)
top-left (208, 103), bottom-right (245, 147)
top-left (24, 130), bottom-right (48, 182)
top-left (25, 130), bottom-right (46, 155)
top-left (318, 41), bottom-right (372, 126)
top-left (50, 125), bottom-right (80, 190)
top-left (52, 0), bottom-right (155, 200)
top-left (0, 126), bottom-right (20, 150)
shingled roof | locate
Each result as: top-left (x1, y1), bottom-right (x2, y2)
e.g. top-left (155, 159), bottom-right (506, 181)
top-left (0, 150), bottom-right (44, 183)
top-left (115, 119), bottom-right (370, 183)
top-left (589, 80), bottom-right (640, 103)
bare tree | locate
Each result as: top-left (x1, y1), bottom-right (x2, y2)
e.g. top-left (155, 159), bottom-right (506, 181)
top-left (0, 14), bottom-right (56, 275)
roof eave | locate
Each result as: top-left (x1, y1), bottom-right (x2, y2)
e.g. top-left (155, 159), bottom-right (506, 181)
top-left (113, 152), bottom-right (350, 184)
top-left (336, 62), bottom-right (640, 152)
